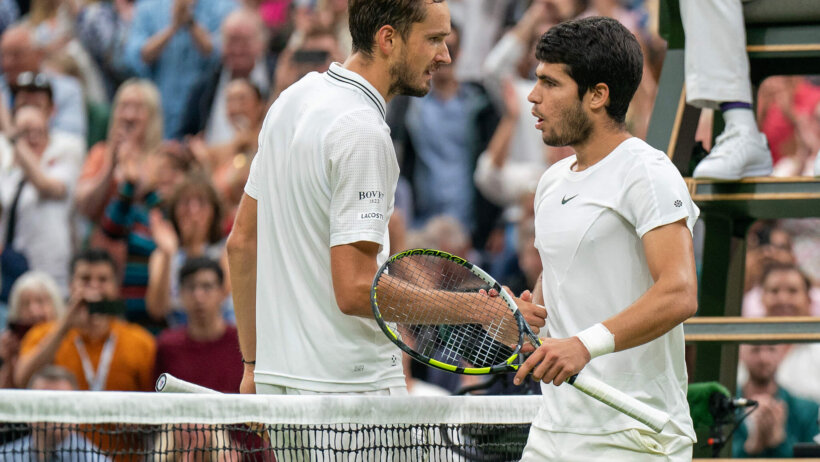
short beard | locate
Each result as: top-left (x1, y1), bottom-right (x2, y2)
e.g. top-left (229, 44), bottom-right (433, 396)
top-left (388, 50), bottom-right (429, 98)
top-left (542, 100), bottom-right (593, 147)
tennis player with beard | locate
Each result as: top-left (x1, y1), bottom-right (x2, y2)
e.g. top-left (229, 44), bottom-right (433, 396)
top-left (228, 0), bottom-right (461, 397)
top-left (515, 17), bottom-right (700, 460)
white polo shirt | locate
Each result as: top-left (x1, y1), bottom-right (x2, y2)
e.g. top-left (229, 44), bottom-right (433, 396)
top-left (245, 63), bottom-right (405, 392)
top-left (532, 137), bottom-right (698, 439)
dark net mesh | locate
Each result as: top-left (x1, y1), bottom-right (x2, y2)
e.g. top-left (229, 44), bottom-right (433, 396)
top-left (0, 421), bottom-right (530, 461)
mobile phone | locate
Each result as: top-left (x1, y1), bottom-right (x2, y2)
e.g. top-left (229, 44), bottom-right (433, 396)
top-left (292, 49), bottom-right (329, 64)
top-left (86, 299), bottom-right (127, 316)
top-left (6, 321), bottom-right (33, 339)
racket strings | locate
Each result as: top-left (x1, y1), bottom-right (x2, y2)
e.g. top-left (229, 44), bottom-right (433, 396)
top-left (376, 254), bottom-right (521, 368)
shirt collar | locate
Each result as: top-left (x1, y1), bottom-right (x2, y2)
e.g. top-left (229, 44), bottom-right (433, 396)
top-left (326, 62), bottom-right (386, 119)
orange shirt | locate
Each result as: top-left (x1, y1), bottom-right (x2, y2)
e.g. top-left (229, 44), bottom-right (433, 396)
top-left (20, 319), bottom-right (156, 392)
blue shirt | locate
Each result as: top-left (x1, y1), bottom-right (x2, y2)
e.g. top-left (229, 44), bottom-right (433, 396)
top-left (405, 86), bottom-right (482, 231)
top-left (125, 0), bottom-right (237, 138)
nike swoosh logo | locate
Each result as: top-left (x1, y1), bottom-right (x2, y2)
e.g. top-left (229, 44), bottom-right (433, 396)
top-left (561, 194), bottom-right (579, 205)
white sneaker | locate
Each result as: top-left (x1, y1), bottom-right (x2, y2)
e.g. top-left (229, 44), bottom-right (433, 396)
top-left (692, 124), bottom-right (773, 180)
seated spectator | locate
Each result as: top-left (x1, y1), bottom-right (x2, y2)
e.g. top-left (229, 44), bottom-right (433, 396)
top-left (188, 78), bottom-right (265, 223)
top-left (75, 78), bottom-right (164, 224)
top-left (180, 7), bottom-right (270, 142)
top-left (125, 0), bottom-right (238, 139)
top-left (0, 23), bottom-right (87, 138)
top-left (10, 70), bottom-right (86, 150)
top-left (0, 271), bottom-right (63, 388)
top-left (147, 174), bottom-right (229, 325)
top-left (760, 262), bottom-right (820, 403)
top-left (0, 365), bottom-right (112, 461)
top-left (14, 249), bottom-right (156, 391)
top-left (153, 257), bottom-right (241, 393)
top-left (734, 344), bottom-right (819, 458)
top-left (0, 104), bottom-right (82, 296)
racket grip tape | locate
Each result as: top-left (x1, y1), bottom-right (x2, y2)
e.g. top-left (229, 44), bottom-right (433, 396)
top-left (569, 373), bottom-right (670, 433)
top-left (155, 373), bottom-right (221, 394)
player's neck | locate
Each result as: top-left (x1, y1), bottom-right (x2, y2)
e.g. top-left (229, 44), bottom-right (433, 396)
top-left (571, 127), bottom-right (632, 172)
top-left (343, 53), bottom-right (392, 103)
top-left (187, 317), bottom-right (226, 342)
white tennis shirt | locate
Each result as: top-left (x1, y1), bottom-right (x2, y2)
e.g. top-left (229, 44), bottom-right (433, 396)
top-left (532, 137), bottom-right (698, 439)
top-left (245, 63), bottom-right (405, 392)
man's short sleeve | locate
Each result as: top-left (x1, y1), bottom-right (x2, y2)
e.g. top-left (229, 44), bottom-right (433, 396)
top-left (244, 152), bottom-right (260, 200)
top-left (620, 155), bottom-right (699, 238)
top-left (326, 111), bottom-right (398, 248)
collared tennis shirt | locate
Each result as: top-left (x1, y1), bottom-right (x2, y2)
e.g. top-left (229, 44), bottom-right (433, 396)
top-left (245, 63), bottom-right (405, 392)
top-left (532, 137), bottom-right (699, 439)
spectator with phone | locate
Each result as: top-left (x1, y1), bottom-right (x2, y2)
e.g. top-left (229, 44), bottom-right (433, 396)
top-left (13, 249), bottom-right (156, 391)
top-left (269, 26), bottom-right (341, 102)
top-left (0, 271), bottom-right (63, 388)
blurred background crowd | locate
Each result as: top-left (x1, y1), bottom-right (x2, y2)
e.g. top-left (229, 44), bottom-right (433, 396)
top-left (0, 0), bottom-right (818, 419)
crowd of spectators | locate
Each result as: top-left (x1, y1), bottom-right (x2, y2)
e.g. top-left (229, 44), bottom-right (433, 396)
top-left (0, 0), bottom-right (818, 412)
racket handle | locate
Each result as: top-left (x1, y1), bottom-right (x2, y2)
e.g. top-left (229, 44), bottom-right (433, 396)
top-left (569, 373), bottom-right (670, 433)
top-left (155, 373), bottom-right (220, 394)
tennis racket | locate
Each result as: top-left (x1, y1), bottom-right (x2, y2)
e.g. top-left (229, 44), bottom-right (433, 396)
top-left (155, 373), bottom-right (220, 394)
top-left (371, 248), bottom-right (670, 433)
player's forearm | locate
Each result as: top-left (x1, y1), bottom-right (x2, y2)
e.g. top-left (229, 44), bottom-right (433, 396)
top-left (602, 273), bottom-right (697, 352)
top-left (531, 272), bottom-right (544, 306)
top-left (227, 233), bottom-right (257, 361)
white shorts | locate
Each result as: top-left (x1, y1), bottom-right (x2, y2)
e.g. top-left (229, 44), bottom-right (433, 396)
top-left (255, 383), bottom-right (407, 396)
top-left (521, 426), bottom-right (693, 462)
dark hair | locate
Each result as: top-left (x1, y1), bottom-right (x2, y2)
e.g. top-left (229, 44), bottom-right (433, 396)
top-left (535, 16), bottom-right (643, 124)
top-left (761, 262), bottom-right (812, 294)
top-left (348, 0), bottom-right (445, 57)
top-left (70, 248), bottom-right (117, 278)
top-left (228, 77), bottom-right (264, 102)
top-left (179, 257), bottom-right (224, 286)
top-left (168, 173), bottom-right (224, 245)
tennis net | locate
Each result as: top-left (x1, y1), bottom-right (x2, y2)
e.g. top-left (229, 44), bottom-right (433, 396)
top-left (0, 390), bottom-right (540, 461)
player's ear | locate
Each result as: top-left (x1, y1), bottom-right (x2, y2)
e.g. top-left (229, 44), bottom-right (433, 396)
top-left (587, 83), bottom-right (610, 112)
top-left (376, 25), bottom-right (399, 58)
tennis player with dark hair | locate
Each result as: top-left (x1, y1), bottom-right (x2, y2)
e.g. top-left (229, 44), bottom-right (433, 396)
top-left (515, 17), bottom-right (699, 460)
top-left (227, 0), bottom-right (546, 397)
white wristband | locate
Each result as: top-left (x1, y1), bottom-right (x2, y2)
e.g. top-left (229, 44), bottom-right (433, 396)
top-left (575, 323), bottom-right (615, 360)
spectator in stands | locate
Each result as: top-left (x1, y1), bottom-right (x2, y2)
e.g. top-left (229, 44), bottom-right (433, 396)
top-left (0, 0), bottom-right (18, 37)
top-left (188, 78), bottom-right (265, 222)
top-left (76, 0), bottom-right (137, 100)
top-left (760, 262), bottom-right (820, 403)
top-left (14, 248), bottom-right (156, 391)
top-left (153, 257), bottom-right (241, 393)
top-left (147, 174), bottom-right (229, 326)
top-left (395, 24), bottom-right (490, 231)
top-left (680, 1), bottom-right (773, 180)
top-left (0, 104), bottom-right (82, 295)
top-left (268, 26), bottom-right (341, 103)
top-left (75, 79), bottom-right (163, 224)
top-left (0, 271), bottom-right (63, 388)
top-left (125, 0), bottom-right (238, 139)
top-left (180, 8), bottom-right (269, 142)
top-left (742, 223), bottom-right (820, 317)
top-left (94, 140), bottom-right (191, 331)
top-left (734, 343), bottom-right (819, 458)
top-left (0, 365), bottom-right (112, 461)
top-left (0, 23), bottom-right (87, 138)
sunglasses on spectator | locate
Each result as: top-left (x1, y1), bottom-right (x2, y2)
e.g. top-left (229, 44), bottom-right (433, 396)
top-left (11, 72), bottom-right (53, 95)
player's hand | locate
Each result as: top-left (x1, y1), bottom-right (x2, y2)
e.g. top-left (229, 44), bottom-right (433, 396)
top-left (513, 337), bottom-right (590, 387)
top-left (240, 365), bottom-right (256, 394)
top-left (512, 288), bottom-right (546, 335)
